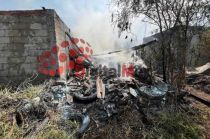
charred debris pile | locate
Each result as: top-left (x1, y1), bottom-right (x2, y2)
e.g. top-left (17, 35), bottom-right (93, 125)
top-left (1, 64), bottom-right (209, 138)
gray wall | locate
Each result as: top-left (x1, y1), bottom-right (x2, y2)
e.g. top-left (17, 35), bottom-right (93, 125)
top-left (0, 10), bottom-right (57, 85)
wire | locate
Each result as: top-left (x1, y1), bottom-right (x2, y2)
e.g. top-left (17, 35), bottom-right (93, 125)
top-left (92, 40), bottom-right (157, 57)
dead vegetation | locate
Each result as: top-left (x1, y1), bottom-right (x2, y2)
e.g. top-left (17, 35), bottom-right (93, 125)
top-left (0, 84), bottom-right (79, 139)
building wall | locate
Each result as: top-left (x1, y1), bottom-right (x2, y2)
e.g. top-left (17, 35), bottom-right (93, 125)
top-left (53, 12), bottom-right (71, 80)
top-left (0, 10), bottom-right (56, 85)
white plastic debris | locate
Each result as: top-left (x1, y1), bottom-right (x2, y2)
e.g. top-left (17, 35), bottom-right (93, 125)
top-left (129, 88), bottom-right (138, 97)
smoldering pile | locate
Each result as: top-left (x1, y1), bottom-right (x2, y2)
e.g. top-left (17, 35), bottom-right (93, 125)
top-left (12, 65), bottom-right (178, 138)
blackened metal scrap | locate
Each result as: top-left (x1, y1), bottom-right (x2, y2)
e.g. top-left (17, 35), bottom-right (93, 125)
top-left (204, 85), bottom-right (210, 94)
top-left (72, 92), bottom-right (97, 103)
top-left (59, 105), bottom-right (90, 136)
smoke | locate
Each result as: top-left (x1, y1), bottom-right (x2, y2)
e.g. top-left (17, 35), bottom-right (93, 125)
top-left (71, 12), bottom-right (132, 54)
top-left (67, 2), bottom-right (147, 67)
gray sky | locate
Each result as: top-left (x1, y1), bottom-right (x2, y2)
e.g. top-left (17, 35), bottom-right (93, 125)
top-left (0, 0), bottom-right (155, 54)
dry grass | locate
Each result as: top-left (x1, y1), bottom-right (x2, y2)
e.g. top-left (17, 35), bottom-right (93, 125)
top-left (0, 84), bottom-right (78, 139)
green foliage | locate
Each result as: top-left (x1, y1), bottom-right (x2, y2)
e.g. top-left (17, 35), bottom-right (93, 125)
top-left (148, 111), bottom-right (202, 139)
top-left (37, 126), bottom-right (69, 139)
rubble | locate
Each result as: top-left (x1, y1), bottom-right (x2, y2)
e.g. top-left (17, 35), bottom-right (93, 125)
top-left (186, 63), bottom-right (210, 94)
top-left (1, 63), bottom-right (204, 138)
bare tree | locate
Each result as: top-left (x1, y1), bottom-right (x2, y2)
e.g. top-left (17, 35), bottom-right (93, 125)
top-left (111, 0), bottom-right (210, 85)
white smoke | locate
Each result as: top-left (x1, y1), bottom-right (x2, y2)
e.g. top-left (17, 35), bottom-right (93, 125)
top-left (67, 2), bottom-right (147, 67)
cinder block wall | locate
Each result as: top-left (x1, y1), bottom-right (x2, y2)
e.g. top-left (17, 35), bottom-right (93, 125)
top-left (0, 9), bottom-right (70, 85)
top-left (54, 12), bottom-right (71, 80)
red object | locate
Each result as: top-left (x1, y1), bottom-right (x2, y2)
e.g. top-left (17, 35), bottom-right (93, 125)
top-left (69, 49), bottom-right (77, 57)
top-left (75, 64), bottom-right (84, 72)
top-left (67, 60), bottom-right (75, 70)
top-left (85, 47), bottom-right (89, 53)
top-left (90, 49), bottom-right (93, 55)
top-left (57, 66), bottom-right (64, 75)
top-left (49, 69), bottom-right (56, 77)
top-left (61, 41), bottom-right (69, 48)
top-left (80, 39), bottom-right (85, 44)
top-left (59, 53), bottom-right (67, 62)
top-left (38, 67), bottom-right (43, 74)
top-left (75, 68), bottom-right (86, 77)
top-left (122, 64), bottom-right (127, 77)
top-left (37, 55), bottom-right (44, 62)
top-left (43, 61), bottom-right (48, 68)
top-left (43, 69), bottom-right (48, 75)
top-left (79, 47), bottom-right (84, 53)
top-left (71, 38), bottom-right (79, 44)
top-left (52, 45), bottom-right (59, 54)
top-left (127, 64), bottom-right (134, 77)
top-left (122, 64), bottom-right (134, 77)
top-left (43, 51), bottom-right (51, 58)
top-left (84, 54), bottom-right (88, 59)
top-left (76, 56), bottom-right (85, 64)
top-left (50, 58), bottom-right (56, 66)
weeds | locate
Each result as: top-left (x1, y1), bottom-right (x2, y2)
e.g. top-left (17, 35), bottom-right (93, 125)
top-left (147, 111), bottom-right (202, 139)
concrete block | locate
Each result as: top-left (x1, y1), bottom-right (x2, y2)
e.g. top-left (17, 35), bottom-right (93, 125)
top-left (25, 57), bottom-right (37, 63)
top-left (0, 57), bottom-right (7, 64)
top-left (0, 51), bottom-right (13, 57)
top-left (8, 57), bottom-right (26, 63)
top-left (0, 63), bottom-right (9, 70)
top-left (8, 68), bottom-right (19, 75)
top-left (0, 37), bottom-right (10, 43)
top-left (0, 30), bottom-right (4, 36)
top-left (5, 30), bottom-right (21, 37)
top-left (18, 16), bottom-right (47, 23)
top-left (24, 43), bottom-right (50, 49)
top-left (0, 69), bottom-right (9, 75)
top-left (23, 49), bottom-right (44, 56)
top-left (0, 43), bottom-right (25, 51)
top-left (28, 36), bottom-right (49, 44)
top-left (0, 22), bottom-right (27, 30)
top-left (0, 16), bottom-right (19, 22)
top-left (33, 30), bottom-right (48, 36)
top-left (0, 51), bottom-right (23, 57)
top-left (30, 23), bottom-right (46, 29)
top-left (20, 63), bottom-right (38, 74)
top-left (10, 36), bottom-right (49, 43)
top-left (11, 36), bottom-right (27, 43)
